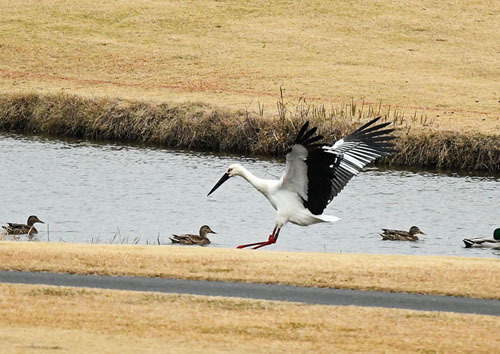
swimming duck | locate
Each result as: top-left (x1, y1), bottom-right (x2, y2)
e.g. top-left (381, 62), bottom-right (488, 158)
top-left (380, 226), bottom-right (425, 241)
top-left (463, 228), bottom-right (500, 248)
top-left (170, 225), bottom-right (217, 246)
top-left (2, 215), bottom-right (44, 235)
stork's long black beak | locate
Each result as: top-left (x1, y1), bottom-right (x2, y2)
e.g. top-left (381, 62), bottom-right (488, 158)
top-left (207, 173), bottom-right (230, 196)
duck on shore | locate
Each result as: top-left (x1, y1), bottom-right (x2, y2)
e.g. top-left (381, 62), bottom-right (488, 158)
top-left (380, 226), bottom-right (425, 241)
top-left (2, 215), bottom-right (44, 236)
top-left (463, 228), bottom-right (500, 248)
top-left (170, 225), bottom-right (217, 246)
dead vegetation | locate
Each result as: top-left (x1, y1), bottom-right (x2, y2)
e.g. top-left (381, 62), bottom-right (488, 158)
top-left (2, 0), bottom-right (500, 133)
top-left (1, 283), bottom-right (499, 353)
top-left (1, 92), bottom-right (499, 172)
top-left (1, 242), bottom-right (500, 300)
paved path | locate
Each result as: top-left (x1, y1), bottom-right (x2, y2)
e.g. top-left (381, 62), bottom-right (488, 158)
top-left (1, 270), bottom-right (498, 316)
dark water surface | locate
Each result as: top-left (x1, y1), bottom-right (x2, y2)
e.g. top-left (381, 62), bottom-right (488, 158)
top-left (1, 133), bottom-right (499, 257)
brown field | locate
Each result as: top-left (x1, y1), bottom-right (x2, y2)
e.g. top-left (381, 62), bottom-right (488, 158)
top-left (1, 283), bottom-right (499, 353)
top-left (1, 242), bottom-right (499, 299)
top-left (1, 0), bottom-right (500, 134)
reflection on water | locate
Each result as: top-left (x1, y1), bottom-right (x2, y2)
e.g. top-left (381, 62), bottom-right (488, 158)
top-left (1, 132), bottom-right (499, 257)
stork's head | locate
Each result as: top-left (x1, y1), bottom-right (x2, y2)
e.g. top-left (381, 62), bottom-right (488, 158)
top-left (207, 164), bottom-right (243, 196)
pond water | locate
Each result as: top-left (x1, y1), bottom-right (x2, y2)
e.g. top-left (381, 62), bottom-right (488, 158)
top-left (1, 133), bottom-right (499, 258)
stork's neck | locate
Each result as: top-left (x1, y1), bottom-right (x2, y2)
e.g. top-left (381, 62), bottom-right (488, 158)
top-left (238, 166), bottom-right (268, 194)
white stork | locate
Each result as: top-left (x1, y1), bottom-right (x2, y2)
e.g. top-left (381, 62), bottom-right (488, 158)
top-left (207, 117), bottom-right (397, 249)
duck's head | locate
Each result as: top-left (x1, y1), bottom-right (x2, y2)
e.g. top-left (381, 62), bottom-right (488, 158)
top-left (207, 164), bottom-right (244, 196)
top-left (27, 215), bottom-right (44, 226)
top-left (199, 225), bottom-right (217, 237)
top-left (409, 226), bottom-right (425, 236)
top-left (493, 228), bottom-right (500, 241)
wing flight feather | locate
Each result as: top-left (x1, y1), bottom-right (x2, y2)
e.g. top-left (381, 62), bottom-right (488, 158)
top-left (280, 117), bottom-right (397, 215)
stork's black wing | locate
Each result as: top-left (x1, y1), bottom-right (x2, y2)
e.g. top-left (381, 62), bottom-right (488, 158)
top-left (286, 117), bottom-right (397, 215)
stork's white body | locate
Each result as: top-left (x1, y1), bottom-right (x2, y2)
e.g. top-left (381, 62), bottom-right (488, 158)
top-left (234, 163), bottom-right (340, 228)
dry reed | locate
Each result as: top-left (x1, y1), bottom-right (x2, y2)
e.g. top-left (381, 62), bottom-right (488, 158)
top-left (0, 92), bottom-right (499, 172)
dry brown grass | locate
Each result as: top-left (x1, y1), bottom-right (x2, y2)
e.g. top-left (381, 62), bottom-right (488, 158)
top-left (1, 93), bottom-right (500, 171)
top-left (1, 0), bottom-right (500, 134)
top-left (1, 241), bottom-right (499, 299)
top-left (1, 283), bottom-right (499, 353)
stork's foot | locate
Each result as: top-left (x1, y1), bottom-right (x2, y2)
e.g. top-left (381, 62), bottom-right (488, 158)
top-left (237, 234), bottom-right (277, 250)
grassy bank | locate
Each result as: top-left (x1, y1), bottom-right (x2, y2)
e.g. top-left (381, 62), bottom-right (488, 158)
top-left (1, 283), bottom-right (499, 353)
top-left (1, 242), bottom-right (499, 299)
top-left (1, 93), bottom-right (500, 172)
top-left (1, 0), bottom-right (500, 133)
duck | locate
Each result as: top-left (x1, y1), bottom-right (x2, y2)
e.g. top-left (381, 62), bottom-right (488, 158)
top-left (2, 215), bottom-right (44, 235)
top-left (463, 228), bottom-right (500, 248)
top-left (380, 226), bottom-right (425, 241)
top-left (170, 225), bottom-right (217, 246)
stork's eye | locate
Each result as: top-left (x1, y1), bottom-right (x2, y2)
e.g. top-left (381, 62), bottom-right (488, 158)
top-left (227, 168), bottom-right (233, 173)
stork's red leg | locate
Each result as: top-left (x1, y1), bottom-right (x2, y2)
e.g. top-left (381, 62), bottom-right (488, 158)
top-left (237, 227), bottom-right (280, 249)
top-left (236, 227), bottom-right (276, 249)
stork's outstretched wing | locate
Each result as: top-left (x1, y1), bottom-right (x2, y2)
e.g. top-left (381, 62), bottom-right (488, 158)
top-left (280, 117), bottom-right (397, 215)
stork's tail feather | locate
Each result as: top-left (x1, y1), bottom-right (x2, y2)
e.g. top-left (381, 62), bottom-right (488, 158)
top-left (315, 215), bottom-right (340, 223)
